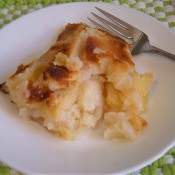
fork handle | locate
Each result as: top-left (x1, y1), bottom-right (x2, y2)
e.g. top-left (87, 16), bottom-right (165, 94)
top-left (140, 41), bottom-right (175, 61)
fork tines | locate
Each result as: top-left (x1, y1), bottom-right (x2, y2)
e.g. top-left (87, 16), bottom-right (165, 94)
top-left (88, 7), bottom-right (134, 40)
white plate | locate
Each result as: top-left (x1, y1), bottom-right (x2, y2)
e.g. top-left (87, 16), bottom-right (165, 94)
top-left (0, 2), bottom-right (175, 175)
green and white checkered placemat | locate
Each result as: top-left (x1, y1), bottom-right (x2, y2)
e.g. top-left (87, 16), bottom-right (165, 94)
top-left (0, 1), bottom-right (175, 175)
top-left (0, 0), bottom-right (175, 30)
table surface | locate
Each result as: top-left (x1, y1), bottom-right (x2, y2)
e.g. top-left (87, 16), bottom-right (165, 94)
top-left (0, 0), bottom-right (175, 175)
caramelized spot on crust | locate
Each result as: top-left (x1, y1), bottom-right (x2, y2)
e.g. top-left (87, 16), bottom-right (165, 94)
top-left (46, 65), bottom-right (70, 81)
top-left (0, 82), bottom-right (8, 94)
top-left (44, 64), bottom-right (76, 87)
top-left (11, 63), bottom-right (32, 78)
top-left (83, 35), bottom-right (134, 66)
top-left (27, 81), bottom-right (53, 103)
top-left (31, 116), bottom-right (44, 125)
top-left (83, 37), bottom-right (97, 63)
top-left (46, 93), bottom-right (57, 107)
top-left (57, 23), bottom-right (86, 41)
top-left (50, 23), bottom-right (86, 57)
top-left (50, 43), bottom-right (71, 56)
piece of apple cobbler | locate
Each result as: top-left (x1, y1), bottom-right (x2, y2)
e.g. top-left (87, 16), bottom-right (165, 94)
top-left (0, 23), bottom-right (152, 140)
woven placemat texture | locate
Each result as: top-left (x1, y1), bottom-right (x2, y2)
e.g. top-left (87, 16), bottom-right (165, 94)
top-left (0, 0), bottom-right (175, 30)
top-left (0, 1), bottom-right (175, 175)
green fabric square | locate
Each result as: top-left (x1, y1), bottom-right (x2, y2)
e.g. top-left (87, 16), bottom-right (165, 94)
top-left (0, 164), bottom-right (11, 175)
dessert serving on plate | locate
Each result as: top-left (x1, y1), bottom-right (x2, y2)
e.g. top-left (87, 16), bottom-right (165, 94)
top-left (0, 23), bottom-right (152, 140)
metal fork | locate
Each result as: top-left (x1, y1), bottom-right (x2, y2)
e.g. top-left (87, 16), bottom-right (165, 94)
top-left (88, 7), bottom-right (175, 61)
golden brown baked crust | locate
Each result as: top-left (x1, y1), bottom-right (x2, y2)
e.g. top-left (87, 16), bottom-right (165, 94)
top-left (0, 23), bottom-right (152, 140)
